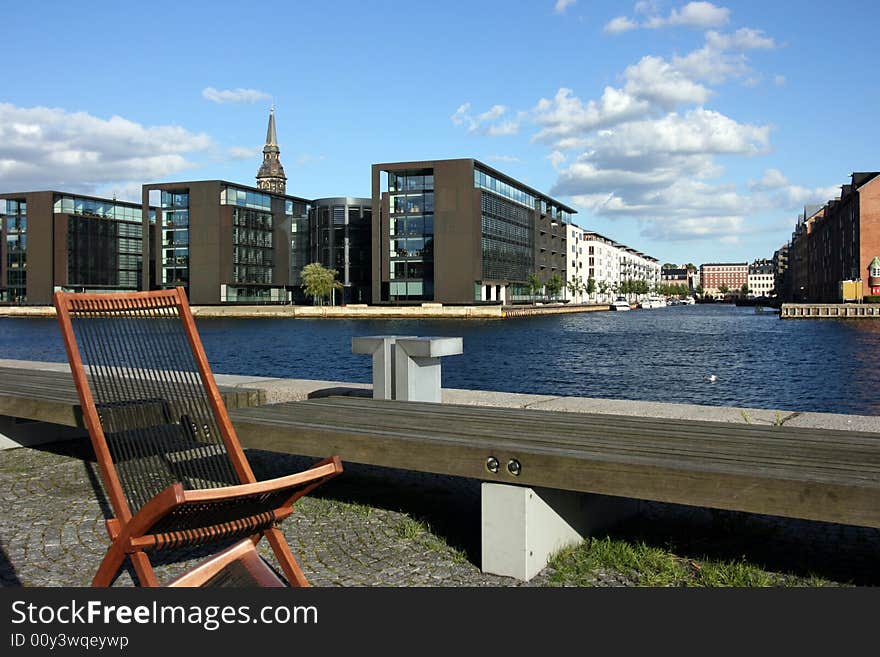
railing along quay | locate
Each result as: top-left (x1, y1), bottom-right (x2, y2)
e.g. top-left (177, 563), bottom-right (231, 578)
top-left (781, 303), bottom-right (880, 319)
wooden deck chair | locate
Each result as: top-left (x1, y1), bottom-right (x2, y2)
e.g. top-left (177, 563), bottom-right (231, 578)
top-left (54, 287), bottom-right (342, 587)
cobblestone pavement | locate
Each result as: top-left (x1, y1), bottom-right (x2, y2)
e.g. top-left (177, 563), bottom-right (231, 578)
top-left (1, 438), bottom-right (878, 587)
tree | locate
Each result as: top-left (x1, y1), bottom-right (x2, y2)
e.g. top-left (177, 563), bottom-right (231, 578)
top-left (546, 273), bottom-right (565, 300)
top-left (695, 284), bottom-right (704, 298)
top-left (586, 276), bottom-right (596, 301)
top-left (300, 262), bottom-right (342, 306)
top-left (566, 275), bottom-right (583, 302)
top-left (662, 263), bottom-right (678, 270)
top-left (719, 284), bottom-right (730, 296)
top-left (526, 273), bottom-right (543, 303)
top-left (741, 283), bottom-right (751, 297)
top-left (598, 280), bottom-right (609, 300)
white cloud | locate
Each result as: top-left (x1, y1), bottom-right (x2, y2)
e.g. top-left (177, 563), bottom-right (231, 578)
top-left (0, 103), bottom-right (211, 194)
top-left (604, 16), bottom-right (638, 34)
top-left (607, 2), bottom-right (731, 34)
top-left (451, 102), bottom-right (518, 136)
top-left (228, 146), bottom-right (260, 160)
top-left (547, 150), bottom-right (567, 170)
top-left (202, 87), bottom-right (271, 104)
top-left (774, 74), bottom-right (786, 86)
top-left (478, 105), bottom-right (508, 122)
top-left (486, 121), bottom-right (519, 136)
top-left (554, 0), bottom-right (576, 14)
top-left (749, 168), bottom-right (789, 191)
top-left (624, 56), bottom-right (712, 107)
top-left (705, 27), bottom-right (775, 51)
top-left (532, 87), bottom-right (651, 145)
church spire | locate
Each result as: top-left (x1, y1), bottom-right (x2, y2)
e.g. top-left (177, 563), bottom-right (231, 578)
top-left (256, 105), bottom-right (286, 194)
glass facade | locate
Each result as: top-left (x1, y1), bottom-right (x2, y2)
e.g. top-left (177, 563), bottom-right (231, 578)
top-left (67, 216), bottom-right (141, 289)
top-left (2, 199), bottom-right (27, 303)
top-left (288, 199), bottom-right (310, 286)
top-left (480, 192), bottom-right (533, 282)
top-left (308, 199), bottom-right (372, 304)
top-left (387, 171), bottom-right (434, 301)
top-left (53, 195), bottom-right (143, 222)
top-left (232, 206), bottom-right (274, 285)
top-left (160, 191), bottom-right (189, 287)
top-left (52, 194), bottom-right (143, 291)
top-left (220, 186), bottom-right (272, 211)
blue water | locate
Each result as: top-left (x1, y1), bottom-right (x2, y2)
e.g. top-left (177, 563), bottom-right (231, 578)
top-left (2, 304), bottom-right (879, 415)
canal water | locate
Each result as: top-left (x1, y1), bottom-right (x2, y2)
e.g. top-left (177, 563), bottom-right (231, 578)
top-left (2, 304), bottom-right (879, 415)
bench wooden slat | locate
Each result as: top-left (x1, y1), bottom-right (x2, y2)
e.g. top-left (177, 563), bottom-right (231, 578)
top-left (229, 397), bottom-right (880, 530)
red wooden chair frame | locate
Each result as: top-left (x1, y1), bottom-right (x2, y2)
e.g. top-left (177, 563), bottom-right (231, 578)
top-left (54, 287), bottom-right (342, 587)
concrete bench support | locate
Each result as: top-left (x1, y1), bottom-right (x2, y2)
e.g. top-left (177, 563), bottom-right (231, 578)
top-left (481, 483), bottom-right (640, 581)
top-left (351, 335), bottom-right (417, 400)
top-left (393, 337), bottom-right (463, 403)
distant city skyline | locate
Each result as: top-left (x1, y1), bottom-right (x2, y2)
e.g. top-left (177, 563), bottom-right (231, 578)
top-left (1, 1), bottom-right (876, 265)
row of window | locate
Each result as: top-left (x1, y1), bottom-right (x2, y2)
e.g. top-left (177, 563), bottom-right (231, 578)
top-left (54, 196), bottom-right (142, 222)
top-left (220, 187), bottom-right (272, 211)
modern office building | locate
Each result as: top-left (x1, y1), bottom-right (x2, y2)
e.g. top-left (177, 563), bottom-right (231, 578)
top-left (141, 180), bottom-right (311, 305)
top-left (0, 191), bottom-right (147, 305)
top-left (371, 159), bottom-right (575, 305)
top-left (308, 197), bottom-right (372, 304)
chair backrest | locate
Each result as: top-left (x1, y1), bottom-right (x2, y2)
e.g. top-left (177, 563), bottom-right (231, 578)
top-left (54, 288), bottom-right (254, 523)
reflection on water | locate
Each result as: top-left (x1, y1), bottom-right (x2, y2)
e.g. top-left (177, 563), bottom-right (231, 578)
top-left (2, 304), bottom-right (879, 415)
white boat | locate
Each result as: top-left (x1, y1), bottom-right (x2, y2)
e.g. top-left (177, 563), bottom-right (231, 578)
top-left (679, 297), bottom-right (695, 305)
top-left (611, 296), bottom-right (631, 311)
top-left (640, 295), bottom-right (667, 309)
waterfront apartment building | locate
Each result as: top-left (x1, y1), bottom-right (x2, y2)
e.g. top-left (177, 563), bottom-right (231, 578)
top-left (700, 262), bottom-right (748, 298)
top-left (0, 191), bottom-right (146, 305)
top-left (747, 259), bottom-right (775, 298)
top-left (575, 230), bottom-right (660, 302)
top-left (371, 159), bottom-right (575, 304)
top-left (566, 224), bottom-right (588, 302)
top-left (787, 172), bottom-right (880, 302)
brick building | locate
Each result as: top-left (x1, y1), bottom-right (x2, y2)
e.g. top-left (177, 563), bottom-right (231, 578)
top-left (699, 262), bottom-right (748, 298)
top-left (786, 172), bottom-right (880, 302)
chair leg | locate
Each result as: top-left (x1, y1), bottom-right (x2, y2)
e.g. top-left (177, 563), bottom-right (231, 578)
top-left (92, 543), bottom-right (127, 587)
top-left (130, 551), bottom-right (160, 587)
top-left (264, 527), bottom-right (310, 587)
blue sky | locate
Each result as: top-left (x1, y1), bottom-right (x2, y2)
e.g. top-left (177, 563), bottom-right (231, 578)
top-left (1, 0), bottom-right (877, 265)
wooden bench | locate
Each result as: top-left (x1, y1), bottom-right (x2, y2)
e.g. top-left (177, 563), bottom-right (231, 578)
top-left (2, 366), bottom-right (879, 580)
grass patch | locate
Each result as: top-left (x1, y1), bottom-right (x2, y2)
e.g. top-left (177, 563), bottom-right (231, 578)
top-left (549, 536), bottom-right (833, 587)
top-left (395, 515), bottom-right (469, 563)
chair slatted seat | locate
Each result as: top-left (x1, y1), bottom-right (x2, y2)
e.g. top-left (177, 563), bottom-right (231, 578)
top-left (54, 287), bottom-right (342, 587)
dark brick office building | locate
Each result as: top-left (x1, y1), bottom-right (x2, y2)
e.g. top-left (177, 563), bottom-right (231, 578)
top-left (0, 191), bottom-right (146, 305)
top-left (371, 158), bottom-right (575, 305)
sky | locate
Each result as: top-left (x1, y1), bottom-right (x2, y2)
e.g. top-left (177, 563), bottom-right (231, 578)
top-left (1, 0), bottom-right (877, 265)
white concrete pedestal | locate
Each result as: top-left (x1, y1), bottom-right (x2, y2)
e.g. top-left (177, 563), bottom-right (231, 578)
top-left (481, 483), bottom-right (640, 581)
top-left (351, 335), bottom-right (417, 400)
top-left (393, 337), bottom-right (463, 403)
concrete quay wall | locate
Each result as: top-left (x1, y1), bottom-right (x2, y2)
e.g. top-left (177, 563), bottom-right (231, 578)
top-left (0, 303), bottom-right (612, 319)
top-left (781, 303), bottom-right (880, 319)
top-left (2, 358), bottom-right (877, 433)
